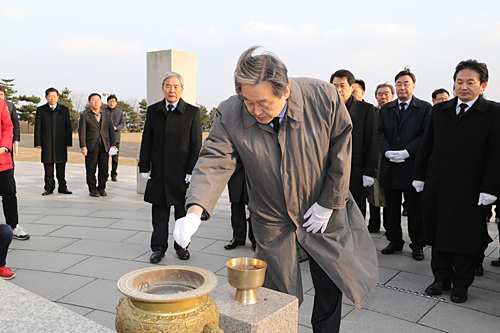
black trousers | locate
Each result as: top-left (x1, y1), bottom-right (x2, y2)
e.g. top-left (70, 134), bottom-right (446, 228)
top-left (350, 185), bottom-right (367, 218)
top-left (309, 256), bottom-right (342, 333)
top-left (0, 169), bottom-right (19, 229)
top-left (368, 204), bottom-right (386, 229)
top-left (230, 202), bottom-right (255, 244)
top-left (44, 162), bottom-right (67, 192)
top-left (383, 188), bottom-right (424, 250)
top-left (0, 224), bottom-right (13, 267)
top-left (85, 144), bottom-right (109, 191)
top-left (431, 247), bottom-right (477, 288)
top-left (110, 142), bottom-right (119, 178)
top-left (151, 203), bottom-right (186, 253)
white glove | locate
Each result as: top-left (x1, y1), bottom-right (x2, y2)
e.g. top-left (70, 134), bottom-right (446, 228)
top-left (140, 172), bottom-right (151, 179)
top-left (173, 213), bottom-right (202, 248)
top-left (185, 174), bottom-right (192, 183)
top-left (478, 193), bottom-right (497, 206)
top-left (362, 175), bottom-right (375, 187)
top-left (387, 149), bottom-right (409, 163)
top-left (302, 202), bottom-right (333, 233)
top-left (109, 146), bottom-right (118, 156)
top-left (412, 180), bottom-right (425, 193)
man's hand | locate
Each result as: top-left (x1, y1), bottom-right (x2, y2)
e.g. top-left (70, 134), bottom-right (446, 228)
top-left (140, 172), bottom-right (151, 179)
top-left (81, 147), bottom-right (88, 156)
top-left (386, 150), bottom-right (410, 163)
top-left (36, 146), bottom-right (41, 149)
top-left (185, 174), bottom-right (192, 183)
top-left (109, 146), bottom-right (118, 156)
top-left (173, 213), bottom-right (202, 248)
top-left (412, 180), bottom-right (425, 193)
top-left (362, 175), bottom-right (375, 187)
top-left (478, 193), bottom-right (497, 206)
top-left (302, 202), bottom-right (333, 233)
top-left (114, 126), bottom-right (117, 131)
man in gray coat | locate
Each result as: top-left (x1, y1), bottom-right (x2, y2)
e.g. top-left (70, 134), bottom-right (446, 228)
top-left (173, 47), bottom-right (378, 333)
top-left (101, 94), bottom-right (125, 182)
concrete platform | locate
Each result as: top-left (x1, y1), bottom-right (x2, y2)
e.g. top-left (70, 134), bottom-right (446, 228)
top-left (1, 161), bottom-right (500, 332)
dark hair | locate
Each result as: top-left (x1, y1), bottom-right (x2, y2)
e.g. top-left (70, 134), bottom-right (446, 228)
top-left (395, 67), bottom-right (416, 84)
top-left (432, 88), bottom-right (449, 99)
top-left (45, 87), bottom-right (59, 97)
top-left (330, 69), bottom-right (355, 85)
top-left (107, 94), bottom-right (117, 102)
top-left (375, 83), bottom-right (395, 97)
top-left (354, 79), bottom-right (365, 92)
top-left (0, 86), bottom-right (5, 94)
top-left (88, 93), bottom-right (101, 101)
top-left (453, 59), bottom-right (488, 83)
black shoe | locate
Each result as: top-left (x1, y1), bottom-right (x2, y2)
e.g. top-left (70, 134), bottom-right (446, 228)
top-left (252, 243), bottom-right (257, 251)
top-left (451, 287), bottom-right (468, 303)
top-left (425, 281), bottom-right (452, 296)
top-left (41, 191), bottom-right (53, 196)
top-left (402, 209), bottom-right (408, 216)
top-left (491, 258), bottom-right (500, 267)
top-left (111, 177), bottom-right (118, 182)
top-left (224, 239), bottom-right (245, 250)
top-left (367, 224), bottom-right (380, 233)
top-left (58, 188), bottom-right (72, 194)
top-left (381, 242), bottom-right (404, 254)
top-left (412, 249), bottom-right (424, 261)
top-left (176, 248), bottom-right (190, 260)
top-left (475, 266), bottom-right (484, 276)
top-left (150, 251), bottom-right (164, 264)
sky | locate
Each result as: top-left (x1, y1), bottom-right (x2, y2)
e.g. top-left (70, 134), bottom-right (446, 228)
top-left (2, 0), bottom-right (500, 109)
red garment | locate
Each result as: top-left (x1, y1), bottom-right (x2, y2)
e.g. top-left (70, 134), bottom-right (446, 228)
top-left (0, 99), bottom-right (13, 172)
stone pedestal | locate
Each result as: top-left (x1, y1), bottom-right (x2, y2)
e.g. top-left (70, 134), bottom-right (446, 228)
top-left (210, 284), bottom-right (298, 333)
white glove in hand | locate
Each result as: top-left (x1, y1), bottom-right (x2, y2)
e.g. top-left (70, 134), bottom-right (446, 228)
top-left (362, 175), bottom-right (375, 187)
top-left (478, 193), bottom-right (497, 206)
top-left (387, 150), bottom-right (409, 163)
top-left (109, 146), bottom-right (118, 156)
top-left (140, 172), bottom-right (151, 179)
top-left (185, 174), bottom-right (192, 183)
top-left (302, 202), bottom-right (333, 233)
top-left (412, 180), bottom-right (425, 193)
top-left (173, 213), bottom-right (202, 248)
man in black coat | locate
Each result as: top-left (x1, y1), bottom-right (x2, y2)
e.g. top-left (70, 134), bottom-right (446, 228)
top-left (330, 69), bottom-right (377, 218)
top-left (78, 93), bottom-right (116, 197)
top-left (0, 86), bottom-right (20, 164)
top-left (101, 94), bottom-right (125, 182)
top-left (34, 88), bottom-right (73, 196)
top-left (139, 72), bottom-right (202, 263)
top-left (413, 60), bottom-right (500, 303)
top-left (378, 68), bottom-right (431, 261)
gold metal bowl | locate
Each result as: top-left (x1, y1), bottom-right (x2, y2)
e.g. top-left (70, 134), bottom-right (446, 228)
top-left (226, 257), bottom-right (267, 304)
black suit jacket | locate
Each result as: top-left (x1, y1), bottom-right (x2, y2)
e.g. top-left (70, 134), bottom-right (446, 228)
top-left (34, 103), bottom-right (73, 163)
top-left (378, 96), bottom-right (432, 190)
top-left (6, 101), bottom-right (20, 142)
top-left (139, 98), bottom-right (202, 206)
top-left (78, 110), bottom-right (116, 152)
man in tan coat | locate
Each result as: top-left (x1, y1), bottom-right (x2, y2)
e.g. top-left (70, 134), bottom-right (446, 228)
top-left (173, 47), bottom-right (378, 332)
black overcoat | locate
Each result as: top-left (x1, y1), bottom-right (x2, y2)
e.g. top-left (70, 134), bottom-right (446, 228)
top-left (378, 96), bottom-right (432, 190)
top-left (345, 96), bottom-right (377, 205)
top-left (413, 96), bottom-right (500, 255)
top-left (139, 98), bottom-right (202, 206)
top-left (78, 110), bottom-right (116, 152)
top-left (34, 103), bottom-right (72, 163)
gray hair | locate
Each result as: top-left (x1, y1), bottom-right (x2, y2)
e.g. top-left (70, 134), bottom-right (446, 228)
top-left (374, 83), bottom-right (395, 97)
top-left (161, 71), bottom-right (184, 87)
top-left (234, 46), bottom-right (288, 98)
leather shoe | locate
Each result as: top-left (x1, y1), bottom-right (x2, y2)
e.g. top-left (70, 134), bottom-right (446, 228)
top-left (99, 190), bottom-right (107, 196)
top-left (252, 243), bottom-right (257, 251)
top-left (224, 239), bottom-right (245, 250)
top-left (425, 281), bottom-right (451, 296)
top-left (412, 249), bottom-right (424, 261)
top-left (176, 248), bottom-right (190, 260)
top-left (150, 251), bottom-right (165, 264)
top-left (367, 224), bottom-right (380, 233)
top-left (41, 191), bottom-right (53, 196)
top-left (89, 189), bottom-right (99, 197)
top-left (381, 242), bottom-right (404, 254)
top-left (58, 188), bottom-right (72, 194)
top-left (451, 287), bottom-right (468, 303)
top-left (491, 258), bottom-right (500, 267)
top-left (111, 177), bottom-right (118, 182)
top-left (475, 266), bottom-right (484, 276)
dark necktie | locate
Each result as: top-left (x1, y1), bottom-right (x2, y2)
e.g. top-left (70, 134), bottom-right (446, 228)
top-left (458, 103), bottom-right (467, 116)
top-left (271, 117), bottom-right (280, 133)
top-left (167, 104), bottom-right (174, 112)
top-left (399, 102), bottom-right (407, 119)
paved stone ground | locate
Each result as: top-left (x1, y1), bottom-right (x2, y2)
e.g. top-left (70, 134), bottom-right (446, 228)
top-left (1, 161), bottom-right (500, 332)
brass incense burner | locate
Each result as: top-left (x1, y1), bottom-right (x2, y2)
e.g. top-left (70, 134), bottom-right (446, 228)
top-left (116, 266), bottom-right (223, 332)
top-left (226, 258), bottom-right (267, 304)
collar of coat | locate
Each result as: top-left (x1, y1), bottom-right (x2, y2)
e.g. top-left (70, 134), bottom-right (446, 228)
top-left (155, 98), bottom-right (187, 114)
top-left (439, 95), bottom-right (487, 113)
top-left (384, 95), bottom-right (424, 112)
top-left (241, 78), bottom-right (304, 129)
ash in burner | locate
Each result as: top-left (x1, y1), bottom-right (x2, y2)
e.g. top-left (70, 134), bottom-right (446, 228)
top-left (234, 265), bottom-right (260, 271)
top-left (141, 284), bottom-right (195, 295)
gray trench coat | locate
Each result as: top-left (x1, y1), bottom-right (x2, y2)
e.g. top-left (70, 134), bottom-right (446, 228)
top-left (186, 78), bottom-right (378, 310)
